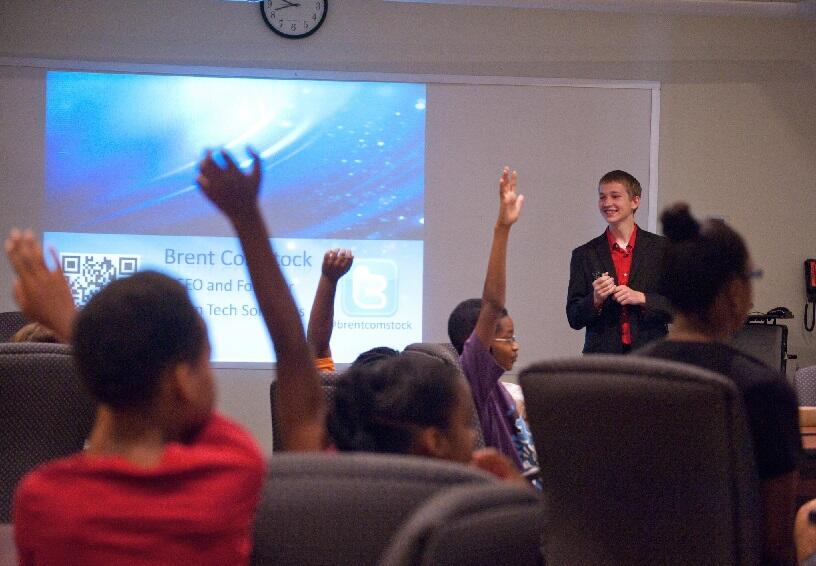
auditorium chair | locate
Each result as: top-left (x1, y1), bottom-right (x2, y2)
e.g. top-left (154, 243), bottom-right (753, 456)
top-left (0, 311), bottom-right (27, 342)
top-left (519, 355), bottom-right (761, 566)
top-left (0, 342), bottom-right (96, 522)
top-left (796, 365), bottom-right (816, 406)
top-left (403, 342), bottom-right (460, 368)
top-left (250, 453), bottom-right (495, 566)
top-left (378, 483), bottom-right (546, 566)
top-left (730, 321), bottom-right (788, 372)
top-left (269, 370), bottom-right (343, 452)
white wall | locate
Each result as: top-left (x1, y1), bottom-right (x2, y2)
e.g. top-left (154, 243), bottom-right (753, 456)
top-left (2, 0), bottom-right (815, 452)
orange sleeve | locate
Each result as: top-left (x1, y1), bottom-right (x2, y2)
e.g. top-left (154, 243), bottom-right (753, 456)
top-left (314, 357), bottom-right (335, 373)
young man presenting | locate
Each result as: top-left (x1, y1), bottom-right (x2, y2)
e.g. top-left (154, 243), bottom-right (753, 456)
top-left (566, 170), bottom-right (672, 354)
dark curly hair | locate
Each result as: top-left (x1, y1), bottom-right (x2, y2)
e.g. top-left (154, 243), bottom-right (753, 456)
top-left (659, 203), bottom-right (749, 321)
top-left (329, 352), bottom-right (462, 455)
top-left (447, 298), bottom-right (508, 355)
top-left (72, 271), bottom-right (207, 409)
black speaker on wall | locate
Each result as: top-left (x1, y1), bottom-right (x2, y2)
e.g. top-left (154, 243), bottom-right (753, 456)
top-left (729, 322), bottom-right (788, 373)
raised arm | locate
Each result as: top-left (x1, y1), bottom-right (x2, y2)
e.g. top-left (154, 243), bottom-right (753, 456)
top-left (197, 148), bottom-right (325, 452)
top-left (4, 229), bottom-right (76, 342)
top-left (307, 249), bottom-right (353, 360)
top-left (473, 167), bottom-right (524, 347)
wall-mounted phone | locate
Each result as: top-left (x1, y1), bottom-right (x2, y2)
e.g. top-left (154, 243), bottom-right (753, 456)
top-left (805, 259), bottom-right (816, 332)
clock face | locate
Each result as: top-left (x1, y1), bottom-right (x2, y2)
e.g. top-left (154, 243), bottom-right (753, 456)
top-left (261, 0), bottom-right (327, 39)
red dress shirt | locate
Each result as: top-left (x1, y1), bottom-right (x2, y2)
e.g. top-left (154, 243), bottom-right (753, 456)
top-left (607, 225), bottom-right (638, 346)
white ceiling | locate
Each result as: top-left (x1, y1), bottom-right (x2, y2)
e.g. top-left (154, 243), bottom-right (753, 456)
top-left (384, 0), bottom-right (816, 18)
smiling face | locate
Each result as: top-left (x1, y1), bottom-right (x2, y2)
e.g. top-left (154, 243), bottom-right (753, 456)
top-left (490, 315), bottom-right (519, 371)
top-left (598, 181), bottom-right (640, 226)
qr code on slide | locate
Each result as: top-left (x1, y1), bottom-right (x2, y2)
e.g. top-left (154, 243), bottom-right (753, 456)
top-left (61, 253), bottom-right (140, 306)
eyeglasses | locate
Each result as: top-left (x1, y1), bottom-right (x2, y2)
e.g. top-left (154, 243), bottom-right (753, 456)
top-left (743, 269), bottom-right (763, 280)
top-left (493, 336), bottom-right (519, 344)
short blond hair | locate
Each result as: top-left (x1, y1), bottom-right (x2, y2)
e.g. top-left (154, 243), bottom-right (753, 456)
top-left (599, 170), bottom-right (642, 200)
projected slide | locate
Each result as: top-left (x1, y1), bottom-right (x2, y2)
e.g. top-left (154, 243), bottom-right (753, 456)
top-left (44, 71), bottom-right (425, 363)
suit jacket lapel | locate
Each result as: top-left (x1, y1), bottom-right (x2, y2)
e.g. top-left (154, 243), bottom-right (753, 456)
top-left (629, 228), bottom-right (649, 288)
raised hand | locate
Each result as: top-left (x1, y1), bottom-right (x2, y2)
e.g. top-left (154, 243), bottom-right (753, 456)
top-left (497, 166), bottom-right (524, 227)
top-left (321, 248), bottom-right (354, 283)
top-left (307, 248), bottom-right (354, 361)
top-left (4, 229), bottom-right (76, 341)
top-left (197, 148), bottom-right (261, 222)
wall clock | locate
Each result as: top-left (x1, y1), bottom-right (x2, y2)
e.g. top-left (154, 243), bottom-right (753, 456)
top-left (261, 0), bottom-right (327, 39)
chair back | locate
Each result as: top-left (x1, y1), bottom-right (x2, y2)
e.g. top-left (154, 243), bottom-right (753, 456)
top-left (795, 365), bottom-right (816, 406)
top-left (0, 311), bottom-right (28, 342)
top-left (403, 342), bottom-right (461, 369)
top-left (269, 370), bottom-right (343, 452)
top-left (0, 342), bottom-right (96, 522)
top-left (519, 355), bottom-right (762, 566)
top-left (378, 483), bottom-right (545, 566)
top-left (730, 322), bottom-right (788, 372)
top-left (251, 452), bottom-right (494, 566)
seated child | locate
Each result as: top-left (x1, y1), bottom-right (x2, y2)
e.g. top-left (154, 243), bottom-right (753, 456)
top-left (328, 350), bottom-right (527, 484)
top-left (447, 168), bottom-right (539, 480)
top-left (8, 147), bottom-right (325, 565)
top-left (636, 203), bottom-right (800, 565)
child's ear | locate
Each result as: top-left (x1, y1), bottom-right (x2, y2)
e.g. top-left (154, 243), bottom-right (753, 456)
top-left (165, 361), bottom-right (196, 403)
top-left (411, 427), bottom-right (451, 460)
top-left (721, 279), bottom-right (743, 312)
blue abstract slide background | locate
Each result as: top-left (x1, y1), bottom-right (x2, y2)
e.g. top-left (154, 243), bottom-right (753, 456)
top-left (45, 71), bottom-right (426, 239)
top-left (43, 71), bottom-right (425, 362)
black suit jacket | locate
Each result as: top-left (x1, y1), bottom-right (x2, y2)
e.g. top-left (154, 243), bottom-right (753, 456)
top-left (566, 227), bottom-right (672, 353)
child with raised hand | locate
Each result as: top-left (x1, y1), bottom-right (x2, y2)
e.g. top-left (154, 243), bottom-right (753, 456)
top-left (6, 232), bottom-right (266, 566)
top-left (8, 147), bottom-right (327, 565)
top-left (196, 147), bottom-right (326, 453)
top-left (447, 167), bottom-right (540, 482)
top-left (307, 248), bottom-right (353, 372)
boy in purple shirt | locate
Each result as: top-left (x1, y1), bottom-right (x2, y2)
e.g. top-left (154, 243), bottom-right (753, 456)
top-left (447, 167), bottom-right (539, 481)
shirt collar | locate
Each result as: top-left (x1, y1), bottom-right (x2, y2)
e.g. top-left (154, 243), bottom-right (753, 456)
top-left (606, 224), bottom-right (638, 251)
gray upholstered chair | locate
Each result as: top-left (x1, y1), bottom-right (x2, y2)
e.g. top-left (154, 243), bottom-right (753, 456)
top-left (269, 370), bottom-right (342, 452)
top-left (0, 342), bottom-right (96, 522)
top-left (251, 452), bottom-right (495, 566)
top-left (378, 483), bottom-right (546, 566)
top-left (795, 365), bottom-right (816, 406)
top-left (403, 342), bottom-right (461, 369)
top-left (0, 311), bottom-right (28, 342)
top-left (519, 355), bottom-right (762, 566)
